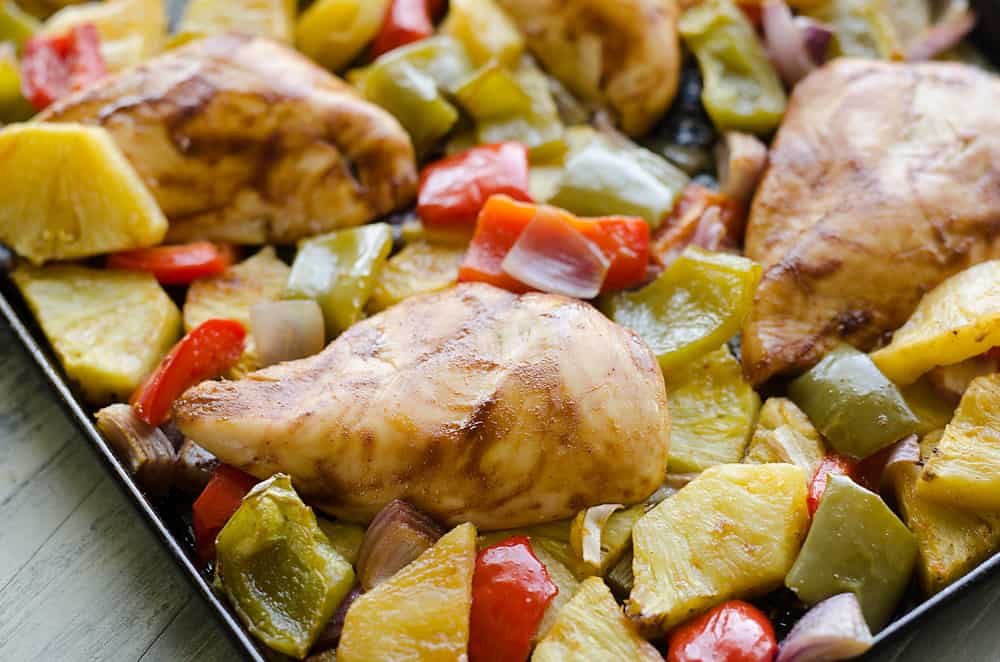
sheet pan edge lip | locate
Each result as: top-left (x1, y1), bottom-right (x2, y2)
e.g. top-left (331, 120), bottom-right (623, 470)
top-left (0, 286), bottom-right (266, 662)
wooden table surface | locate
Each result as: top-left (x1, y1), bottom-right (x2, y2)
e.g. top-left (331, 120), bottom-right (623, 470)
top-left (1, 315), bottom-right (999, 661)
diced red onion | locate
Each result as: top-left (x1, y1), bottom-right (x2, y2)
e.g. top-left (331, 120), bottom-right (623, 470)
top-left (777, 593), bottom-right (874, 662)
top-left (906, 2), bottom-right (977, 61)
top-left (311, 584), bottom-right (363, 653)
top-left (356, 500), bottom-right (444, 591)
top-left (577, 504), bottom-right (624, 567)
top-left (716, 131), bottom-right (768, 209)
top-left (879, 434), bottom-right (922, 490)
top-left (797, 17), bottom-right (834, 64)
top-left (95, 403), bottom-right (177, 496)
top-left (501, 209), bottom-right (610, 299)
top-left (762, 0), bottom-right (833, 86)
top-left (249, 300), bottom-right (326, 368)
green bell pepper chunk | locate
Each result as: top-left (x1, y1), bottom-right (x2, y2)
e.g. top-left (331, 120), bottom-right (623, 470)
top-left (0, 44), bottom-right (32, 124)
top-left (785, 475), bottom-right (918, 631)
top-left (679, 0), bottom-right (787, 134)
top-left (285, 224), bottom-right (392, 339)
top-left (0, 1), bottom-right (39, 51)
top-left (214, 475), bottom-right (356, 659)
top-left (548, 127), bottom-right (689, 228)
top-left (803, 0), bottom-right (902, 59)
top-left (605, 247), bottom-right (761, 372)
top-left (788, 345), bottom-right (919, 460)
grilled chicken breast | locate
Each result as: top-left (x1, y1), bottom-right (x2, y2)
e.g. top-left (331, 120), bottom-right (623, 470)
top-left (742, 59), bottom-right (1000, 385)
top-left (174, 283), bottom-right (671, 530)
top-left (39, 34), bottom-right (418, 244)
top-left (496, 0), bottom-right (681, 137)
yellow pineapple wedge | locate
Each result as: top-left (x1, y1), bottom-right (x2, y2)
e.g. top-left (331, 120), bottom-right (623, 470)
top-left (871, 260), bottom-right (1000, 385)
top-left (918, 374), bottom-right (1000, 511)
top-left (627, 463), bottom-right (809, 632)
top-left (532, 577), bottom-right (661, 662)
top-left (43, 0), bottom-right (166, 71)
top-left (177, 0), bottom-right (297, 44)
top-left (368, 240), bottom-right (465, 313)
top-left (338, 522), bottom-right (476, 662)
top-left (12, 265), bottom-right (180, 404)
top-left (0, 123), bottom-right (167, 265)
top-left (743, 397), bottom-right (826, 475)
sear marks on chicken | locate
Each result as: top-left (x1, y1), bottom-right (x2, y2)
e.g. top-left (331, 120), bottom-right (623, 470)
top-left (496, 0), bottom-right (681, 137)
top-left (174, 283), bottom-right (671, 530)
top-left (742, 59), bottom-right (1000, 386)
top-left (39, 34), bottom-right (418, 245)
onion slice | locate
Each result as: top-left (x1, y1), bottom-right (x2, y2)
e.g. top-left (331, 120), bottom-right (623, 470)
top-left (777, 593), bottom-right (874, 662)
top-left (312, 584), bottom-right (363, 653)
top-left (249, 300), bottom-right (326, 368)
top-left (762, 0), bottom-right (833, 86)
top-left (906, 2), bottom-right (977, 61)
top-left (95, 403), bottom-right (177, 496)
top-left (356, 500), bottom-right (444, 591)
top-left (716, 131), bottom-right (768, 209)
top-left (574, 504), bottom-right (624, 569)
top-left (501, 208), bottom-right (610, 299)
top-left (878, 434), bottom-right (922, 490)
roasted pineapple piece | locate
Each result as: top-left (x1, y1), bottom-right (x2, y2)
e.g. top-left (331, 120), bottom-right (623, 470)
top-left (43, 0), bottom-right (166, 71)
top-left (177, 0), bottom-right (297, 43)
top-left (918, 374), bottom-right (1000, 511)
top-left (743, 397), bottom-right (826, 474)
top-left (893, 433), bottom-right (1000, 595)
top-left (532, 541), bottom-right (582, 641)
top-left (569, 504), bottom-right (645, 576)
top-left (295, 0), bottom-right (389, 72)
top-left (0, 123), bottom-right (167, 265)
top-left (872, 261), bottom-right (1000, 385)
top-left (183, 247), bottom-right (290, 379)
top-left (367, 240), bottom-right (465, 313)
top-left (533, 577), bottom-right (661, 662)
top-left (665, 346), bottom-right (760, 472)
top-left (12, 265), bottom-right (180, 404)
top-left (337, 523), bottom-right (476, 662)
top-left (627, 463), bottom-right (809, 631)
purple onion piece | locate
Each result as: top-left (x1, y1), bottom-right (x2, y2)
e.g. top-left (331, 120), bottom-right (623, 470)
top-left (777, 593), bottom-right (874, 662)
top-left (762, 0), bottom-right (817, 86)
top-left (796, 17), bottom-right (835, 65)
top-left (311, 584), bottom-right (363, 654)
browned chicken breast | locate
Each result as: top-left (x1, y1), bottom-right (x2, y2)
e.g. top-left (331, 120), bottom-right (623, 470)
top-left (742, 59), bottom-right (1000, 385)
top-left (39, 34), bottom-right (418, 244)
top-left (174, 283), bottom-right (671, 530)
top-left (496, 0), bottom-right (681, 137)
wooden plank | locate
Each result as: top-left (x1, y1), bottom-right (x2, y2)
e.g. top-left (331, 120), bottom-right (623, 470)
top-left (138, 596), bottom-right (243, 662)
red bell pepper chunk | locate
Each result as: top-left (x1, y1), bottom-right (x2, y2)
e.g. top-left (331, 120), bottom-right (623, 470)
top-left (21, 23), bottom-right (107, 111)
top-left (131, 319), bottom-right (246, 426)
top-left (192, 465), bottom-right (258, 561)
top-left (107, 242), bottom-right (236, 285)
top-left (459, 195), bottom-right (650, 294)
top-left (469, 536), bottom-right (558, 662)
top-left (371, 0), bottom-right (435, 58)
top-left (667, 600), bottom-right (778, 662)
top-left (418, 142), bottom-right (533, 229)
top-left (808, 454), bottom-right (857, 516)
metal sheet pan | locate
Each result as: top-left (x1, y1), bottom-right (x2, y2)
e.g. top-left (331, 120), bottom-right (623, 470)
top-left (2, 3), bottom-right (998, 658)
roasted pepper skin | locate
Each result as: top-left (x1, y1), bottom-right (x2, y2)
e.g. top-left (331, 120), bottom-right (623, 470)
top-left (678, 0), bottom-right (786, 134)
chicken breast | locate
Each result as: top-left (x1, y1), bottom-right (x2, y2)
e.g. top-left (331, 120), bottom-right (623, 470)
top-left (496, 0), bottom-right (680, 137)
top-left (742, 59), bottom-right (1000, 385)
top-left (39, 34), bottom-right (417, 244)
top-left (174, 283), bottom-right (670, 530)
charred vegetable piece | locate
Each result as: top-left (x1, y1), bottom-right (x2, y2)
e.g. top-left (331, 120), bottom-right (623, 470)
top-left (789, 345), bottom-right (919, 460)
top-left (918, 374), bottom-right (1000, 511)
top-left (664, 346), bottom-right (760, 472)
top-left (0, 0), bottom-right (40, 49)
top-left (107, 242), bottom-right (235, 285)
top-left (549, 128), bottom-right (689, 229)
top-left (679, 0), bottom-right (786, 134)
top-left (0, 123), bottom-right (166, 265)
top-left (368, 240), bottom-right (465, 313)
top-left (295, 0), bottom-right (390, 72)
top-left (285, 224), bottom-right (393, 339)
top-left (215, 474), bottom-right (355, 658)
top-left (533, 577), bottom-right (662, 662)
top-left (785, 475), bottom-right (917, 630)
top-left (605, 247), bottom-right (761, 372)
top-left (337, 523), bottom-right (477, 662)
top-left (193, 465), bottom-right (258, 561)
top-left (177, 0), bottom-right (295, 43)
top-left (743, 397), bottom-right (826, 475)
top-left (356, 499), bottom-right (444, 591)
top-left (776, 593), bottom-right (873, 662)
top-left (95, 403), bottom-right (176, 496)
top-left (249, 300), bottom-right (326, 368)
top-left (12, 265), bottom-right (180, 404)
top-left (628, 464), bottom-right (809, 631)
top-left (0, 44), bottom-right (33, 123)
top-left (469, 536), bottom-right (559, 662)
top-left (872, 261), bottom-right (1000, 386)
top-left (20, 23), bottom-right (106, 110)
top-left (370, 0), bottom-right (436, 58)
top-left (441, 0), bottom-right (523, 66)
top-left (667, 600), bottom-right (777, 662)
top-left (316, 519), bottom-right (366, 566)
top-left (131, 319), bottom-right (246, 426)
top-left (569, 504), bottom-right (644, 577)
top-left (174, 438), bottom-right (219, 497)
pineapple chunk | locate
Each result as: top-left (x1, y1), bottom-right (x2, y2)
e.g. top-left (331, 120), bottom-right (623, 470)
top-left (627, 463), bottom-right (808, 631)
top-left (894, 433), bottom-right (1000, 595)
top-left (532, 577), bottom-right (661, 662)
top-left (177, 0), bottom-right (297, 44)
top-left (368, 240), bottom-right (465, 313)
top-left (13, 265), bottom-right (180, 403)
top-left (295, 0), bottom-right (390, 72)
top-left (43, 0), bottom-right (166, 71)
top-left (871, 260), bottom-right (1000, 385)
top-left (743, 397), bottom-right (826, 475)
top-left (918, 374), bottom-right (1000, 511)
top-left (0, 123), bottom-right (167, 265)
top-left (337, 523), bottom-right (476, 662)
top-left (665, 346), bottom-right (761, 472)
top-left (183, 247), bottom-right (290, 379)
